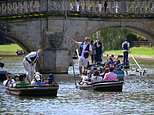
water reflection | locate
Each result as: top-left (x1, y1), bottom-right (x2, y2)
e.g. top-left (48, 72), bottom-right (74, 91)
top-left (0, 59), bottom-right (154, 114)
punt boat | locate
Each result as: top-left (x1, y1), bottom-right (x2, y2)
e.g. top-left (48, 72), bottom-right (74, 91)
top-left (76, 81), bottom-right (124, 92)
top-left (5, 85), bottom-right (59, 97)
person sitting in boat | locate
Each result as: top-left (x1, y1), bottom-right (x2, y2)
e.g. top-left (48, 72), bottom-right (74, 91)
top-left (14, 75), bottom-right (20, 82)
top-left (91, 70), bottom-right (102, 83)
top-left (31, 72), bottom-right (45, 86)
top-left (113, 64), bottom-right (124, 81)
top-left (100, 68), bottom-right (109, 78)
top-left (45, 73), bottom-right (58, 87)
top-left (80, 70), bottom-right (92, 85)
top-left (13, 74), bottom-right (30, 88)
top-left (103, 67), bottom-right (118, 82)
top-left (3, 73), bottom-right (15, 87)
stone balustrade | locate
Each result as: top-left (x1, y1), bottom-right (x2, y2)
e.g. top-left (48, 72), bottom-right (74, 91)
top-left (0, 0), bottom-right (154, 16)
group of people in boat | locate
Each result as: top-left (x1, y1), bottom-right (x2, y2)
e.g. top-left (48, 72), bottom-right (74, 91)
top-left (3, 48), bottom-right (58, 88)
top-left (79, 54), bottom-right (125, 85)
top-left (71, 36), bottom-right (129, 85)
top-left (71, 36), bottom-right (129, 75)
top-left (3, 72), bottom-right (58, 88)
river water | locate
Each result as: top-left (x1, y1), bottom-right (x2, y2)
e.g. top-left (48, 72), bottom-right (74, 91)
top-left (0, 58), bottom-right (154, 115)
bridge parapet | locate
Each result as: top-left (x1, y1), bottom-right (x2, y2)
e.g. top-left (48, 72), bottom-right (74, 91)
top-left (0, 0), bottom-right (154, 17)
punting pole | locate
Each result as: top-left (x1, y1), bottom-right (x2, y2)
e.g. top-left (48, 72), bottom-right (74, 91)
top-left (76, 49), bottom-right (80, 59)
top-left (72, 61), bottom-right (77, 87)
top-left (130, 53), bottom-right (146, 76)
top-left (130, 54), bottom-right (142, 70)
top-left (72, 49), bottom-right (80, 88)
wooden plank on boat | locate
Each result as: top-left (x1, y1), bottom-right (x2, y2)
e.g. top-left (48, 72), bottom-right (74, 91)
top-left (77, 81), bottom-right (124, 92)
top-left (6, 86), bottom-right (59, 97)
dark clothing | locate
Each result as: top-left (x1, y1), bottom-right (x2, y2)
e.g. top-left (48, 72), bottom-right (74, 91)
top-left (94, 41), bottom-right (102, 62)
top-left (122, 41), bottom-right (130, 66)
top-left (79, 42), bottom-right (90, 59)
top-left (104, 1), bottom-right (107, 13)
top-left (123, 51), bottom-right (129, 65)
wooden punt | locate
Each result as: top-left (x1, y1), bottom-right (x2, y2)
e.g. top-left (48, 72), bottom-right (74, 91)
top-left (5, 85), bottom-right (59, 97)
top-left (76, 81), bottom-right (124, 92)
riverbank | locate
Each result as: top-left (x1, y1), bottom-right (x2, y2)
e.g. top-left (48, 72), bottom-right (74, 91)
top-left (0, 44), bottom-right (154, 60)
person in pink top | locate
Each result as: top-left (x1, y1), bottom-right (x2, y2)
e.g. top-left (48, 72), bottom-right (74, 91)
top-left (103, 67), bottom-right (118, 81)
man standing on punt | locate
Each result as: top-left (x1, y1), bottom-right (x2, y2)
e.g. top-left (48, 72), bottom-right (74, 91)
top-left (23, 48), bottom-right (43, 82)
top-left (122, 39), bottom-right (130, 67)
top-left (72, 37), bottom-right (92, 75)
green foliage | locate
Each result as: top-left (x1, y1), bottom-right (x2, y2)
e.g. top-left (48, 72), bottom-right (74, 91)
top-left (90, 27), bottom-right (148, 51)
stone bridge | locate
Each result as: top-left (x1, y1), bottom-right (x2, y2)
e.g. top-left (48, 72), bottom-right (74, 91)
top-left (0, 0), bottom-right (154, 73)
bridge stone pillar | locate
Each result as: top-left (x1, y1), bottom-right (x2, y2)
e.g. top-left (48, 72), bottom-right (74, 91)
top-left (40, 32), bottom-right (72, 74)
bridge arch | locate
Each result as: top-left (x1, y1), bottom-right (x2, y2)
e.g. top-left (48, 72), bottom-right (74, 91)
top-left (80, 20), bottom-right (154, 45)
top-left (0, 30), bottom-right (32, 52)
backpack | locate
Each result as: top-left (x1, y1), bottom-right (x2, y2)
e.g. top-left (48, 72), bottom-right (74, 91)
top-left (123, 43), bottom-right (128, 50)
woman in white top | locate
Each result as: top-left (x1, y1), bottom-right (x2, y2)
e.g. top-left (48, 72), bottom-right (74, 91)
top-left (91, 70), bottom-right (102, 83)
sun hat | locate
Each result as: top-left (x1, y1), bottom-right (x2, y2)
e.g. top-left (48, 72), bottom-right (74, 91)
top-left (35, 74), bottom-right (41, 81)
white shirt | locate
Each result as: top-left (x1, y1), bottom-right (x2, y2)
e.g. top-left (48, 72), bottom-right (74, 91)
top-left (122, 41), bottom-right (130, 51)
top-left (3, 79), bottom-right (15, 87)
top-left (24, 51), bottom-right (38, 63)
top-left (91, 75), bottom-right (102, 82)
top-left (77, 42), bottom-right (92, 59)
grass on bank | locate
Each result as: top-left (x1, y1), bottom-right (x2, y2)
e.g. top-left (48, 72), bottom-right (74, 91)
top-left (0, 44), bottom-right (22, 51)
top-left (105, 46), bottom-right (154, 56)
top-left (0, 44), bottom-right (22, 55)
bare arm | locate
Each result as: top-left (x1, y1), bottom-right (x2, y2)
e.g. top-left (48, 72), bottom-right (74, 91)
top-left (71, 37), bottom-right (78, 44)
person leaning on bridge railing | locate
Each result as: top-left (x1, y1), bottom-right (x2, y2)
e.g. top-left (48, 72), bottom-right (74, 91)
top-left (23, 49), bottom-right (43, 82)
top-left (71, 37), bottom-right (92, 75)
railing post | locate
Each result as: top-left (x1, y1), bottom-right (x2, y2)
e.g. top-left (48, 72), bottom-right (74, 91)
top-left (40, 0), bottom-right (48, 12)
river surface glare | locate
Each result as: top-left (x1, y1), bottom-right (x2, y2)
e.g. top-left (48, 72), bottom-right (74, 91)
top-left (0, 60), bottom-right (154, 115)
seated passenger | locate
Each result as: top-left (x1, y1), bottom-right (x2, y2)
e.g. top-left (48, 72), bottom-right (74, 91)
top-left (46, 73), bottom-right (58, 86)
top-left (100, 68), bottom-right (109, 78)
top-left (103, 67), bottom-right (118, 82)
top-left (31, 73), bottom-right (45, 86)
top-left (3, 73), bottom-right (15, 87)
top-left (13, 74), bottom-right (30, 87)
top-left (91, 70), bottom-right (102, 82)
top-left (14, 75), bottom-right (20, 82)
top-left (113, 65), bottom-right (124, 81)
top-left (81, 70), bottom-right (92, 85)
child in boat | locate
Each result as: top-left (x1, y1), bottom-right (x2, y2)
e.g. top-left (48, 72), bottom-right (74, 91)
top-left (31, 72), bottom-right (45, 85)
top-left (13, 74), bottom-right (30, 87)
